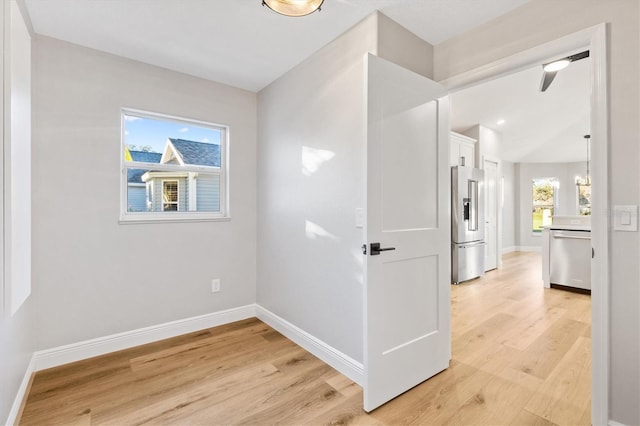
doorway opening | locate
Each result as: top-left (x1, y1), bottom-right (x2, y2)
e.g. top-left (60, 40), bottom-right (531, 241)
top-left (443, 24), bottom-right (608, 425)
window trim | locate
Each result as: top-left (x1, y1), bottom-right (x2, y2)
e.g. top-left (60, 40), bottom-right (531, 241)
top-left (119, 108), bottom-right (230, 223)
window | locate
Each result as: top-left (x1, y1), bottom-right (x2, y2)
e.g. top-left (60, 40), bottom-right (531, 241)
top-left (576, 180), bottom-right (591, 216)
top-left (532, 177), bottom-right (558, 233)
top-left (121, 109), bottom-right (228, 222)
top-left (162, 180), bottom-right (179, 211)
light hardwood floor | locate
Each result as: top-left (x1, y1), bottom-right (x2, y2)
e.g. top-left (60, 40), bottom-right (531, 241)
top-left (19, 252), bottom-right (591, 425)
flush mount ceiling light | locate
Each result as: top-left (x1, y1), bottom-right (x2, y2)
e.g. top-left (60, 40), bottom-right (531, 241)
top-left (262, 0), bottom-right (324, 17)
top-left (540, 50), bottom-right (589, 92)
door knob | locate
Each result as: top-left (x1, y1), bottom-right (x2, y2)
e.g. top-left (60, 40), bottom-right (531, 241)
top-left (370, 242), bottom-right (396, 256)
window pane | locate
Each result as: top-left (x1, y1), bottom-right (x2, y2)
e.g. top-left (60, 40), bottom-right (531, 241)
top-left (121, 110), bottom-right (227, 220)
top-left (162, 181), bottom-right (178, 211)
top-left (163, 181), bottom-right (178, 203)
top-left (532, 177), bottom-right (557, 232)
top-left (126, 168), bottom-right (221, 213)
top-left (578, 184), bottom-right (591, 216)
top-left (124, 114), bottom-right (221, 167)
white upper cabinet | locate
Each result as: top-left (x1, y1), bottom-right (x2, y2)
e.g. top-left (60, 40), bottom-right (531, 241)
top-left (450, 132), bottom-right (476, 167)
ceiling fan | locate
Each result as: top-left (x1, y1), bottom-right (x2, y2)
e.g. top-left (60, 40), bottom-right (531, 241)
top-left (539, 50), bottom-right (590, 92)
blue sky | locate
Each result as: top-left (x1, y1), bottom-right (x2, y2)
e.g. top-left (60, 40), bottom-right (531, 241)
top-left (124, 114), bottom-right (222, 154)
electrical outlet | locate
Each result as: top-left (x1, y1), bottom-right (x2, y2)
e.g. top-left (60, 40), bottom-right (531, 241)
top-left (211, 278), bottom-right (221, 293)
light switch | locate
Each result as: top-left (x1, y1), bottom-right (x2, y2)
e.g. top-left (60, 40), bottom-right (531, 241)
top-left (355, 208), bottom-right (364, 228)
top-left (614, 205), bottom-right (638, 231)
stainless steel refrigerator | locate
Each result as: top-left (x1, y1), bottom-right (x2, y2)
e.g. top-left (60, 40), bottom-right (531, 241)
top-left (451, 166), bottom-right (485, 284)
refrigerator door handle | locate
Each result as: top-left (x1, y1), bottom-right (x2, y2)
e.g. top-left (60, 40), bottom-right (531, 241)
top-left (468, 180), bottom-right (478, 231)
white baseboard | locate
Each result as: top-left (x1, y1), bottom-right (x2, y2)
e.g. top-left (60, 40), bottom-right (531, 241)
top-left (33, 304), bottom-right (256, 371)
top-left (501, 246), bottom-right (517, 254)
top-left (28, 304), bottom-right (363, 412)
top-left (256, 305), bottom-right (364, 386)
top-left (31, 303), bottom-right (363, 385)
top-left (6, 355), bottom-right (35, 426)
top-left (609, 421), bottom-right (628, 426)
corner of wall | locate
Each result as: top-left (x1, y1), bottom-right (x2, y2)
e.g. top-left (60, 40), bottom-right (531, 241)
top-left (1, 0), bottom-right (37, 423)
top-left (376, 12), bottom-right (434, 79)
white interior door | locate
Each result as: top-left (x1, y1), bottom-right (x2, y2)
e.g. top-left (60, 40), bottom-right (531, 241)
top-left (484, 159), bottom-right (498, 271)
top-left (364, 54), bottom-right (450, 412)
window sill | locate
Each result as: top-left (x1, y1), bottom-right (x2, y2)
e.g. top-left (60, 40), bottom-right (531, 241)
top-left (119, 214), bottom-right (231, 224)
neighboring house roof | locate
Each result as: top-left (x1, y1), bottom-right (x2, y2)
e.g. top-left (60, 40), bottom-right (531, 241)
top-left (167, 138), bottom-right (220, 167)
top-left (127, 150), bottom-right (162, 184)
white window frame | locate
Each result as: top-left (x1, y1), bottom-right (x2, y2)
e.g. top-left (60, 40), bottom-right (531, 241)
top-left (146, 181), bottom-right (154, 212)
top-left (119, 108), bottom-right (229, 223)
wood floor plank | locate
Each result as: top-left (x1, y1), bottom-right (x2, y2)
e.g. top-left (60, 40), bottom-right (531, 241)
top-left (93, 336), bottom-right (302, 424)
top-left (511, 409), bottom-right (558, 425)
top-left (499, 305), bottom-right (567, 351)
top-left (370, 360), bottom-right (486, 425)
top-left (508, 318), bottom-right (589, 380)
top-left (95, 362), bottom-right (281, 425)
top-left (525, 336), bottom-right (591, 425)
top-left (441, 372), bottom-right (535, 425)
top-left (19, 252), bottom-right (591, 426)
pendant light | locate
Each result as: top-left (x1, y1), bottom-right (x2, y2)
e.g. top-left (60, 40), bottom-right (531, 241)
top-left (262, 0), bottom-right (324, 17)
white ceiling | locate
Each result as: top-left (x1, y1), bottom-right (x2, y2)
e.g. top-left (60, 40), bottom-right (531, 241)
top-left (451, 57), bottom-right (591, 163)
top-left (23, 0), bottom-right (529, 92)
top-left (24, 0), bottom-right (586, 164)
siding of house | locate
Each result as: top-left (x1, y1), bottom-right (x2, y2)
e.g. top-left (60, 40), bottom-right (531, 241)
top-left (196, 174), bottom-right (220, 212)
top-left (127, 184), bottom-right (146, 212)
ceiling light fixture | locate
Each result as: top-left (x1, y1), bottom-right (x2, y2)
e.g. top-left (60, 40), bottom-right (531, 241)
top-left (539, 50), bottom-right (589, 92)
top-left (262, 0), bottom-right (324, 17)
top-left (543, 59), bottom-right (571, 72)
top-left (497, 119), bottom-right (506, 125)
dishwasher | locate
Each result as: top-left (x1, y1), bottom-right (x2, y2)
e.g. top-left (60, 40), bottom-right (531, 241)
top-left (549, 229), bottom-right (591, 290)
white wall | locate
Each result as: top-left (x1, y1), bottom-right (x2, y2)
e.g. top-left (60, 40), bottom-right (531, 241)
top-left (257, 12), bottom-right (435, 363)
top-left (257, 14), bottom-right (377, 363)
top-left (514, 162), bottom-right (587, 249)
top-left (377, 13), bottom-right (434, 79)
top-left (462, 125), bottom-right (504, 260)
top-left (461, 124), bottom-right (502, 168)
top-left (434, 2), bottom-right (640, 421)
top-left (501, 161), bottom-right (516, 252)
top-left (32, 36), bottom-right (257, 350)
top-left (1, 0), bottom-right (36, 423)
